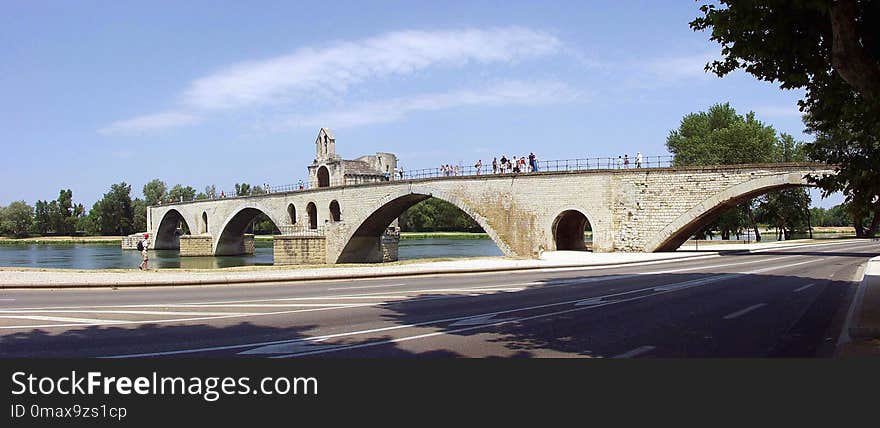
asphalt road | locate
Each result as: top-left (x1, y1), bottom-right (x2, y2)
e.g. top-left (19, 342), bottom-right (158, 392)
top-left (1, 240), bottom-right (878, 358)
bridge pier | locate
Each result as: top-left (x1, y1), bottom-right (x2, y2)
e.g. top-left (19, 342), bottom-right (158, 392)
top-left (179, 235), bottom-right (213, 256)
top-left (214, 234), bottom-right (255, 256)
top-left (274, 235), bottom-right (326, 265)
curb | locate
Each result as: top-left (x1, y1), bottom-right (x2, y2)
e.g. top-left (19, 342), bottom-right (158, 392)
top-left (848, 255), bottom-right (880, 339)
top-left (0, 239), bottom-right (869, 289)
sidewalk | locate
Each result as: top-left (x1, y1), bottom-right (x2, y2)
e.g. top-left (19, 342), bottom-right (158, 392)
top-left (836, 255), bottom-right (880, 357)
top-left (0, 238), bottom-right (864, 289)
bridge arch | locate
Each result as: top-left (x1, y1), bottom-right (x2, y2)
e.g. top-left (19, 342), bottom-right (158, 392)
top-left (646, 172), bottom-right (814, 252)
top-left (215, 205), bottom-right (284, 256)
top-left (336, 186), bottom-right (512, 263)
top-left (552, 209), bottom-right (594, 251)
top-left (154, 208), bottom-right (194, 250)
top-left (201, 212), bottom-right (208, 234)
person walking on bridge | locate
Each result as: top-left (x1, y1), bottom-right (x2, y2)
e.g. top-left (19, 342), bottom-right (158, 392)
top-left (636, 152), bottom-right (643, 168)
top-left (475, 159), bottom-right (482, 175)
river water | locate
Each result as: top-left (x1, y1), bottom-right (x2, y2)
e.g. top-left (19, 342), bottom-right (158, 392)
top-left (0, 233), bottom-right (852, 270)
top-left (0, 238), bottom-right (504, 270)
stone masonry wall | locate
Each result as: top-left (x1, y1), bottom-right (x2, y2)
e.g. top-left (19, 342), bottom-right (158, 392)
top-left (179, 235), bottom-right (213, 257)
top-left (274, 235), bottom-right (327, 265)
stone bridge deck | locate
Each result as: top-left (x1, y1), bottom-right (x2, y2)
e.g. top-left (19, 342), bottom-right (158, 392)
top-left (147, 163), bottom-right (834, 264)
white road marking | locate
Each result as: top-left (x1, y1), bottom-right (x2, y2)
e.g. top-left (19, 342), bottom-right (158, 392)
top-left (449, 314), bottom-right (519, 327)
top-left (792, 283), bottom-right (815, 293)
top-left (723, 303), bottom-right (767, 320)
top-left (238, 339), bottom-right (343, 355)
top-left (613, 346), bottom-right (656, 359)
top-left (327, 283), bottom-right (406, 291)
top-left (0, 315), bottom-right (118, 324)
top-left (0, 299), bottom-right (15, 301)
top-left (1, 305), bottom-right (371, 331)
top-left (0, 310), bottom-right (252, 316)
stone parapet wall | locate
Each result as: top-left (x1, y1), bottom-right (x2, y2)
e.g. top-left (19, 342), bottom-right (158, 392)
top-left (179, 235), bottom-right (213, 257)
top-left (274, 235), bottom-right (327, 265)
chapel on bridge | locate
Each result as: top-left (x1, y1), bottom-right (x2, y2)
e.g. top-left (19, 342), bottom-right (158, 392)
top-left (307, 128), bottom-right (398, 188)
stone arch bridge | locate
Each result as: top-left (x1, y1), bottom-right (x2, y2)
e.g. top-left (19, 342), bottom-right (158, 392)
top-left (147, 163), bottom-right (833, 264)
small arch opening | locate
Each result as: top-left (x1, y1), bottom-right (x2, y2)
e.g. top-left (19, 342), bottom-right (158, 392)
top-left (553, 210), bottom-right (592, 251)
top-left (307, 202), bottom-right (318, 229)
top-left (287, 204), bottom-right (296, 224)
top-left (201, 212), bottom-right (208, 234)
top-left (317, 166), bottom-right (330, 188)
top-left (329, 200), bottom-right (341, 222)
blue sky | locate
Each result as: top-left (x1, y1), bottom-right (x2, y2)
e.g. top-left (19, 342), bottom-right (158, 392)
top-left (0, 0), bottom-right (843, 208)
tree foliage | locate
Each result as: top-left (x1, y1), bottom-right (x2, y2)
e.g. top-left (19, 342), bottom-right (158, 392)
top-left (691, 0), bottom-right (880, 236)
top-left (168, 184), bottom-right (197, 203)
top-left (399, 198), bottom-right (483, 232)
top-left (143, 179), bottom-right (167, 206)
top-left (666, 103), bottom-right (778, 166)
top-left (0, 201), bottom-right (34, 237)
top-left (93, 182), bottom-right (134, 235)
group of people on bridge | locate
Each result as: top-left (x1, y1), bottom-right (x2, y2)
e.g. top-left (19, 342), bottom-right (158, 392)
top-left (616, 152), bottom-right (643, 169)
top-left (475, 152), bottom-right (540, 175)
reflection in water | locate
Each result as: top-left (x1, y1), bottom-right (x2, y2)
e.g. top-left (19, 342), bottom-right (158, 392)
top-left (0, 238), bottom-right (504, 270)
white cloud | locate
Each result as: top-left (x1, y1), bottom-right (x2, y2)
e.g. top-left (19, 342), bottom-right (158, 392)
top-left (647, 52), bottom-right (716, 82)
top-left (277, 80), bottom-right (582, 130)
top-left (181, 27), bottom-right (562, 111)
top-left (99, 27), bottom-right (563, 135)
top-left (98, 112), bottom-right (200, 136)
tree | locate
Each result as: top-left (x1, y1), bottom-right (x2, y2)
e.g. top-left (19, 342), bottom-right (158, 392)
top-left (132, 198), bottom-right (147, 233)
top-left (691, 0), bottom-right (880, 236)
top-left (803, 88), bottom-right (880, 236)
top-left (143, 179), bottom-right (168, 206)
top-left (50, 189), bottom-right (76, 235)
top-left (235, 183), bottom-right (252, 197)
top-left (168, 184), bottom-right (197, 203)
top-left (204, 185), bottom-right (217, 199)
top-left (32, 200), bottom-right (51, 235)
top-left (94, 182), bottom-right (134, 235)
top-left (0, 201), bottom-right (34, 237)
top-left (666, 103), bottom-right (778, 166)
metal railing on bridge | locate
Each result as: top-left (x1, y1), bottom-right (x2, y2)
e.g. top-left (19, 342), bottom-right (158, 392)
top-left (400, 155), bottom-right (674, 180)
